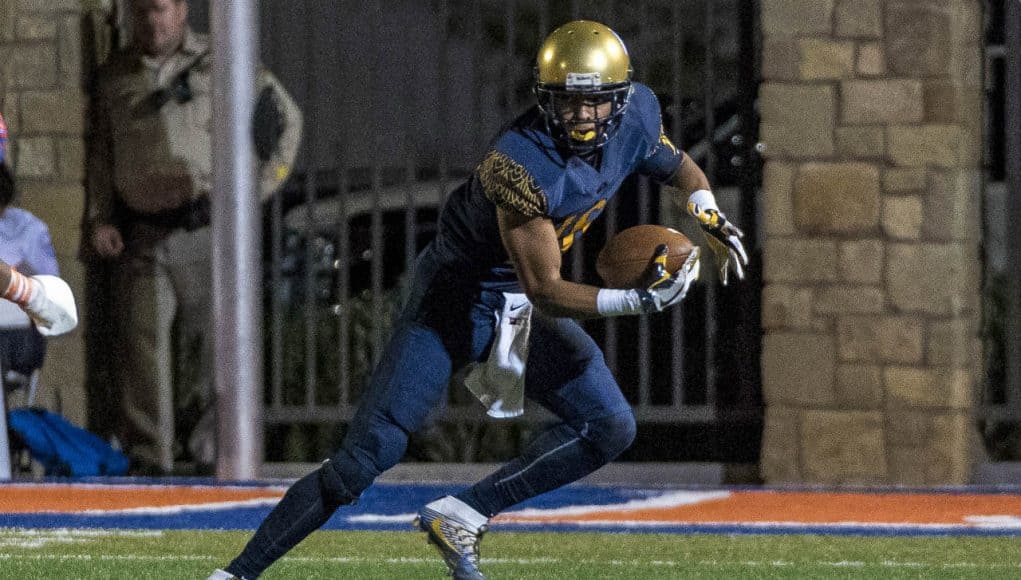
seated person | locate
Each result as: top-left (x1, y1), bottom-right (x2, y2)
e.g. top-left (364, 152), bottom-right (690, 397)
top-left (0, 163), bottom-right (77, 377)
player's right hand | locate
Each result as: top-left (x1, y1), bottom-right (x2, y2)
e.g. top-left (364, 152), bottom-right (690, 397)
top-left (636, 244), bottom-right (701, 313)
top-left (91, 224), bottom-right (125, 258)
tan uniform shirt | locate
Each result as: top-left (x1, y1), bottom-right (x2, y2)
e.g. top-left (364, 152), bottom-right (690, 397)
top-left (88, 30), bottom-right (302, 226)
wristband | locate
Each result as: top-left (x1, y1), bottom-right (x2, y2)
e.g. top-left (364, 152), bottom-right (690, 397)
top-left (2, 269), bottom-right (34, 307)
top-left (596, 288), bottom-right (644, 317)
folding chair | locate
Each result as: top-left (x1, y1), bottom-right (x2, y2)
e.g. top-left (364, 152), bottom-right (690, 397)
top-left (0, 300), bottom-right (43, 481)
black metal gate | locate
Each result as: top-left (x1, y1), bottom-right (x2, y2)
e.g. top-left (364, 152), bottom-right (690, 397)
top-left (253, 0), bottom-right (764, 464)
top-left (980, 0), bottom-right (1021, 459)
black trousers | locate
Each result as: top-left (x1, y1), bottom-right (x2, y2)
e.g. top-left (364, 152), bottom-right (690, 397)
top-left (0, 327), bottom-right (46, 377)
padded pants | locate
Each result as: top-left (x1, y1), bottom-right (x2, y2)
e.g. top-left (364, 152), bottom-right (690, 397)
top-left (229, 248), bottom-right (635, 578)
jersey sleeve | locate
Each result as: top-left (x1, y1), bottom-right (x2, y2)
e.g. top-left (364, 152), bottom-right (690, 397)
top-left (637, 123), bottom-right (683, 183)
top-left (477, 149), bottom-right (549, 218)
top-left (631, 84), bottom-right (683, 183)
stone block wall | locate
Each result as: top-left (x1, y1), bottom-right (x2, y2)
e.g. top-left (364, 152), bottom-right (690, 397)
top-left (0, 0), bottom-right (89, 424)
top-left (759, 0), bottom-right (984, 484)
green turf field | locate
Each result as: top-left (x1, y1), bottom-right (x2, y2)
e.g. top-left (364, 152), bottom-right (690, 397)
top-left (2, 528), bottom-right (1020, 579)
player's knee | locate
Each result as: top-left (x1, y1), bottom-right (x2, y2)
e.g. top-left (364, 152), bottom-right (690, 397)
top-left (586, 409), bottom-right (637, 462)
top-left (318, 459), bottom-right (359, 509)
top-left (338, 421), bottom-right (410, 488)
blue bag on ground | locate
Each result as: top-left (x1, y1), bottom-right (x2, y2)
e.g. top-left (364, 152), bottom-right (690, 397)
top-left (7, 407), bottom-right (129, 476)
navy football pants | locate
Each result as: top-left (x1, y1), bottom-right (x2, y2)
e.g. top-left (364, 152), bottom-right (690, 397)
top-left (229, 252), bottom-right (635, 578)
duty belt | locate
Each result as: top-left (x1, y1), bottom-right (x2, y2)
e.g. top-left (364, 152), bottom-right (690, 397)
top-left (122, 196), bottom-right (211, 232)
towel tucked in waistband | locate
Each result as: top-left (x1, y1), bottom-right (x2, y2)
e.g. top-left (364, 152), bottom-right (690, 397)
top-left (464, 292), bottom-right (532, 419)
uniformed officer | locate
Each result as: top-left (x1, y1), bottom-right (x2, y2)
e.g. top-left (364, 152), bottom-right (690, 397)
top-left (86, 0), bottom-right (302, 474)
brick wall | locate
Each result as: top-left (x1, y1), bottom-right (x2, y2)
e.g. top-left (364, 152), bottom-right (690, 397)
top-left (758, 0), bottom-right (984, 484)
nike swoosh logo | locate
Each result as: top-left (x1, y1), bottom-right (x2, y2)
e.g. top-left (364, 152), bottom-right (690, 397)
top-left (509, 303), bottom-right (527, 312)
top-left (430, 518), bottom-right (457, 550)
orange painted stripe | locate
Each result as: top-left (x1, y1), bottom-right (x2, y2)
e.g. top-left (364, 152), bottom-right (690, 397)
top-left (504, 491), bottom-right (1021, 525)
top-left (4, 485), bottom-right (1021, 527)
top-left (0, 484), bottom-right (284, 513)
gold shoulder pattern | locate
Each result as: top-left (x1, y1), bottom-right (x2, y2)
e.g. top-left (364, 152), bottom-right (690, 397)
top-left (477, 150), bottom-right (548, 217)
top-left (659, 123), bottom-right (679, 156)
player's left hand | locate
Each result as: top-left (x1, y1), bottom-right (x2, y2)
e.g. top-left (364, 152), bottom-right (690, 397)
top-left (687, 201), bottom-right (748, 285)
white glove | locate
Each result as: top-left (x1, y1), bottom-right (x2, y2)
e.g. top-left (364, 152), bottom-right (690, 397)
top-left (23, 275), bottom-right (78, 336)
top-left (636, 245), bottom-right (701, 313)
top-left (687, 189), bottom-right (748, 285)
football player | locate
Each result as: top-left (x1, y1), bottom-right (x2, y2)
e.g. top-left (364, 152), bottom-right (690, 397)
top-left (211, 20), bottom-right (746, 580)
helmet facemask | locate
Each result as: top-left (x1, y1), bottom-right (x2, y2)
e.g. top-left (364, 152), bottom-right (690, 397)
top-left (535, 77), bottom-right (633, 155)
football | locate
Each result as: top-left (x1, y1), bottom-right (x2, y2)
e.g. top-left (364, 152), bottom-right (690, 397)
top-left (596, 225), bottom-right (695, 288)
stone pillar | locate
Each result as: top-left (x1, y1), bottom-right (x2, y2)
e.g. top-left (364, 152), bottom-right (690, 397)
top-left (0, 0), bottom-right (89, 424)
top-left (758, 0), bottom-right (984, 484)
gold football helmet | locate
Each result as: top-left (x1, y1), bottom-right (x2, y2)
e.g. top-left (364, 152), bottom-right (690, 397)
top-left (534, 20), bottom-right (633, 153)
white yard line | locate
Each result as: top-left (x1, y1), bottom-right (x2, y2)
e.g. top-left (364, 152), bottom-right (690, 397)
top-left (0, 529), bottom-right (164, 549)
top-left (0, 552), bottom-right (1018, 571)
top-left (0, 528), bottom-right (163, 537)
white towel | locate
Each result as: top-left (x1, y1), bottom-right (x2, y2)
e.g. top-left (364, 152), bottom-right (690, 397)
top-left (464, 292), bottom-right (532, 418)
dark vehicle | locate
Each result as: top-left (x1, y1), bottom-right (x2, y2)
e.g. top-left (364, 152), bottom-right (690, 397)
top-left (266, 178), bottom-right (457, 307)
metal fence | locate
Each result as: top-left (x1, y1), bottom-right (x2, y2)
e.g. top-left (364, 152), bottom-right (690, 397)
top-left (258, 0), bottom-right (764, 462)
top-left (981, 0), bottom-right (1021, 447)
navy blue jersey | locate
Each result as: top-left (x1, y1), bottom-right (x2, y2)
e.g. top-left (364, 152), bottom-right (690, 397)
top-left (429, 82), bottom-right (682, 292)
